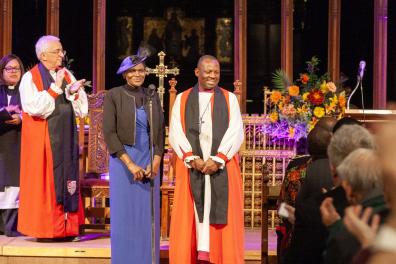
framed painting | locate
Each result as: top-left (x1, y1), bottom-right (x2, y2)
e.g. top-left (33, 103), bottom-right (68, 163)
top-left (116, 16), bottom-right (133, 60)
top-left (143, 8), bottom-right (205, 66)
top-left (216, 18), bottom-right (232, 64)
top-left (181, 18), bottom-right (205, 61)
top-left (144, 17), bottom-right (166, 54)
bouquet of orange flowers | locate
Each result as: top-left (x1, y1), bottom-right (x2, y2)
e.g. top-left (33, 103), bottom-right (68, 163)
top-left (267, 57), bottom-right (345, 140)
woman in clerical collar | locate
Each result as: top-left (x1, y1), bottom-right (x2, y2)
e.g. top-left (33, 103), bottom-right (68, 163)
top-left (0, 53), bottom-right (25, 237)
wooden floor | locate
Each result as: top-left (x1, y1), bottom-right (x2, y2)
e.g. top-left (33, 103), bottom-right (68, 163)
top-left (0, 229), bottom-right (276, 263)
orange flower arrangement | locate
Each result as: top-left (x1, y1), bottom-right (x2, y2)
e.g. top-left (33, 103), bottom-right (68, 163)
top-left (269, 57), bottom-right (346, 140)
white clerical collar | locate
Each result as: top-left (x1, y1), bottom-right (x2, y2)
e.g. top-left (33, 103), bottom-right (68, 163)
top-left (49, 70), bottom-right (56, 75)
top-left (198, 86), bottom-right (215, 93)
top-left (8, 86), bottom-right (15, 90)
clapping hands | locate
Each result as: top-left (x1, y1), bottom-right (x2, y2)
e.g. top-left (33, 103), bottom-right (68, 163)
top-left (55, 68), bottom-right (86, 94)
top-left (69, 79), bottom-right (86, 94)
top-left (4, 105), bottom-right (21, 125)
top-left (55, 68), bottom-right (66, 88)
top-left (5, 104), bottom-right (21, 114)
top-left (343, 205), bottom-right (380, 249)
top-left (320, 197), bottom-right (341, 226)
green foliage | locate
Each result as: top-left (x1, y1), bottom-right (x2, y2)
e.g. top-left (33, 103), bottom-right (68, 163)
top-left (272, 69), bottom-right (291, 92)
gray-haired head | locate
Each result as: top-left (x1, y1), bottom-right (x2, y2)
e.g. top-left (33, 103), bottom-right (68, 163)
top-left (337, 148), bottom-right (382, 199)
top-left (35, 35), bottom-right (60, 59)
top-left (327, 124), bottom-right (375, 168)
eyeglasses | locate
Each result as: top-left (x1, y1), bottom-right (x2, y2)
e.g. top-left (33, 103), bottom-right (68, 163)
top-left (4, 67), bottom-right (21, 73)
top-left (46, 49), bottom-right (66, 56)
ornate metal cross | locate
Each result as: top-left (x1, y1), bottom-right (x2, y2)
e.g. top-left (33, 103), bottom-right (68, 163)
top-left (146, 51), bottom-right (180, 108)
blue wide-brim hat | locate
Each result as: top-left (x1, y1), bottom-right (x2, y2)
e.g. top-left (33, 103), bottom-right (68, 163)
top-left (116, 44), bottom-right (153, 74)
top-left (116, 55), bottom-right (147, 75)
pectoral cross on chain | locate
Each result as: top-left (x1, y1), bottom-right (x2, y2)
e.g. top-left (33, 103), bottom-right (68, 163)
top-left (197, 118), bottom-right (205, 134)
top-left (197, 99), bottom-right (211, 135)
top-left (146, 51), bottom-right (180, 109)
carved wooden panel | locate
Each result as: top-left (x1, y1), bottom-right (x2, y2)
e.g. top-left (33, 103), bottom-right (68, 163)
top-left (241, 114), bottom-right (296, 228)
top-left (87, 91), bottom-right (109, 174)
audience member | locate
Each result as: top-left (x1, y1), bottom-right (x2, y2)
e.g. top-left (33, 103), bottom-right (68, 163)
top-left (282, 126), bottom-right (333, 264)
top-left (0, 54), bottom-right (24, 236)
top-left (322, 148), bottom-right (388, 264)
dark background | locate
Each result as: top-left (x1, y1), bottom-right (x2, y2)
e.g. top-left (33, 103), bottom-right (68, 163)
top-left (11, 0), bottom-right (396, 116)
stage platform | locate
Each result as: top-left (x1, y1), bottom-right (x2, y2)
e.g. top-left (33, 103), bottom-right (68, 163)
top-left (0, 229), bottom-right (276, 264)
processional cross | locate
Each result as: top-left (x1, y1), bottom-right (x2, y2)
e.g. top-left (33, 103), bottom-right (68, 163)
top-left (146, 51), bottom-right (180, 108)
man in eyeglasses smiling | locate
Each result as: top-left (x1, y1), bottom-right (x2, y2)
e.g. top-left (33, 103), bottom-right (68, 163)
top-left (17, 35), bottom-right (88, 240)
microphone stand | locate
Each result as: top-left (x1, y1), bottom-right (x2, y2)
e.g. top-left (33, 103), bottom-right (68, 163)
top-left (360, 77), bottom-right (366, 123)
top-left (347, 75), bottom-right (361, 110)
top-left (147, 89), bottom-right (156, 264)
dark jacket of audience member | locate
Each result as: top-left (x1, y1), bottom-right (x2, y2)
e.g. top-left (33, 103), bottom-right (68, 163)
top-left (277, 154), bottom-right (311, 263)
top-left (323, 148), bottom-right (388, 264)
top-left (283, 126), bottom-right (333, 264)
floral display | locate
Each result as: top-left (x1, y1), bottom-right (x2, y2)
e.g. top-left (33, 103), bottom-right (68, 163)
top-left (266, 57), bottom-right (345, 141)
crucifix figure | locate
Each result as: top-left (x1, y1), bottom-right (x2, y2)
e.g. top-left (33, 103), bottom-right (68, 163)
top-left (146, 51), bottom-right (180, 108)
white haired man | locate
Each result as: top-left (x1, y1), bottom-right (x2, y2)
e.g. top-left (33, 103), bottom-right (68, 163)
top-left (18, 35), bottom-right (88, 239)
top-left (320, 127), bottom-right (388, 264)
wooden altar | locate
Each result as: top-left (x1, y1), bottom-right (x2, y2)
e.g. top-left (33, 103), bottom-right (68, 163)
top-left (345, 109), bottom-right (396, 122)
top-left (344, 109), bottom-right (396, 132)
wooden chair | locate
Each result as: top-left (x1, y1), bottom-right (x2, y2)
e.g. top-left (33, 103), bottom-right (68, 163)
top-left (79, 91), bottom-right (110, 233)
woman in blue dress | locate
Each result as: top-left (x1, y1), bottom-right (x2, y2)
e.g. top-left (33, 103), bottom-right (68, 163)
top-left (103, 47), bottom-right (164, 264)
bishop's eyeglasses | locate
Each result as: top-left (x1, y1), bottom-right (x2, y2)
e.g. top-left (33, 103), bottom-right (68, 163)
top-left (46, 49), bottom-right (67, 56)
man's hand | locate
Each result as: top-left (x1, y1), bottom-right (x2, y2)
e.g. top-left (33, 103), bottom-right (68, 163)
top-left (320, 197), bottom-right (341, 226)
top-left (189, 158), bottom-right (205, 171)
top-left (343, 205), bottom-right (380, 249)
top-left (5, 114), bottom-right (21, 125)
top-left (202, 158), bottom-right (221, 175)
top-left (55, 68), bottom-right (66, 88)
top-left (69, 79), bottom-right (86, 94)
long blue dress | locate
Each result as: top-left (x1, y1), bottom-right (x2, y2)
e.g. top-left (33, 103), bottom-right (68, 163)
top-left (109, 107), bottom-right (160, 264)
